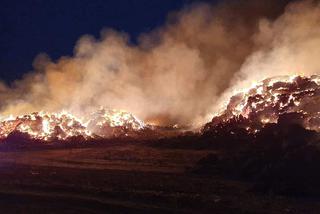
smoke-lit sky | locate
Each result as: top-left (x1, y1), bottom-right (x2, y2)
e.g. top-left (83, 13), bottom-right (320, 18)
top-left (0, 0), bottom-right (213, 82)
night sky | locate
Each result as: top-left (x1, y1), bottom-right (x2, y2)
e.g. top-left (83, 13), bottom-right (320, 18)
top-left (0, 0), bottom-right (214, 83)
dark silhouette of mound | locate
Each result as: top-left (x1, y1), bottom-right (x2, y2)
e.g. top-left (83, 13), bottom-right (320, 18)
top-left (2, 131), bottom-right (36, 144)
top-left (194, 117), bottom-right (320, 196)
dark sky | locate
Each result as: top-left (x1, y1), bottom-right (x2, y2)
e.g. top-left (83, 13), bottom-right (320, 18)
top-left (0, 0), bottom-right (215, 83)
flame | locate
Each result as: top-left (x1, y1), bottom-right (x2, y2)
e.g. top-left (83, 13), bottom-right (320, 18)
top-left (0, 108), bottom-right (145, 141)
top-left (1, 75), bottom-right (319, 142)
top-left (206, 75), bottom-right (320, 133)
top-left (0, 111), bottom-right (92, 141)
top-left (91, 108), bottom-right (144, 129)
top-left (86, 108), bottom-right (145, 138)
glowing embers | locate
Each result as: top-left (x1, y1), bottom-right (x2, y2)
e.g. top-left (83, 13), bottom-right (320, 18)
top-left (0, 112), bottom-right (91, 141)
top-left (0, 108), bottom-right (146, 141)
top-left (213, 75), bottom-right (320, 132)
top-left (87, 108), bottom-right (145, 138)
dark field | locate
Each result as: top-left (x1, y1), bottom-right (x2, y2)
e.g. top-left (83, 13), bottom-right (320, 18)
top-left (0, 141), bottom-right (320, 213)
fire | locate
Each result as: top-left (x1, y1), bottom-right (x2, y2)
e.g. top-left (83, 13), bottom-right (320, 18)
top-left (90, 108), bottom-right (144, 129)
top-left (0, 111), bottom-right (91, 141)
top-left (87, 108), bottom-right (145, 138)
top-left (0, 108), bottom-right (145, 141)
top-left (205, 75), bottom-right (320, 133)
top-left (1, 75), bottom-right (319, 142)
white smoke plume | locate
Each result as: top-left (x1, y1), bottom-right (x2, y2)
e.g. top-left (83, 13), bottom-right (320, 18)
top-left (0, 0), bottom-right (319, 128)
top-left (221, 0), bottom-right (320, 106)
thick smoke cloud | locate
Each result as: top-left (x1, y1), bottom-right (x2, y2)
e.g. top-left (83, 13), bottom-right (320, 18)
top-left (222, 0), bottom-right (320, 106)
top-left (0, 0), bottom-right (319, 127)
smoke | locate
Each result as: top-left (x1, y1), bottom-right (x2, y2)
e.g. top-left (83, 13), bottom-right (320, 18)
top-left (223, 0), bottom-right (320, 102)
top-left (0, 0), bottom-right (319, 127)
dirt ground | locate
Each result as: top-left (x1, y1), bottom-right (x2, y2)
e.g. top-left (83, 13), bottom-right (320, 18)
top-left (0, 141), bottom-right (319, 213)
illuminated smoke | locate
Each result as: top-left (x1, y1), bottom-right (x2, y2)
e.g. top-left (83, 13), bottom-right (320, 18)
top-left (0, 0), bottom-right (319, 128)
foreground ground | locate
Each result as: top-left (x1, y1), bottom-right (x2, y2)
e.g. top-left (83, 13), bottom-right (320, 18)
top-left (0, 141), bottom-right (319, 213)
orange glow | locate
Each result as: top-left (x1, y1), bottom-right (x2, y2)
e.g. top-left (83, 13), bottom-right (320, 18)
top-left (0, 109), bottom-right (145, 141)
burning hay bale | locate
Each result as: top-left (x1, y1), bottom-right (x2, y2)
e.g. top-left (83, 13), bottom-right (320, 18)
top-left (0, 112), bottom-right (91, 141)
top-left (0, 108), bottom-right (147, 143)
top-left (86, 108), bottom-right (145, 138)
top-left (204, 75), bottom-right (320, 135)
